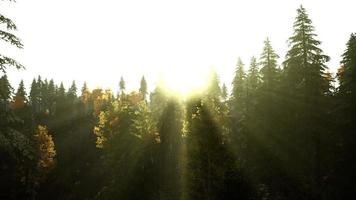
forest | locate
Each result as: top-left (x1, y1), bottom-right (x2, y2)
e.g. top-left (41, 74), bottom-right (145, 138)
top-left (1, 2), bottom-right (356, 200)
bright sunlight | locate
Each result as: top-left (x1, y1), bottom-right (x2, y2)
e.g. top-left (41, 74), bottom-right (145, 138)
top-left (162, 67), bottom-right (210, 97)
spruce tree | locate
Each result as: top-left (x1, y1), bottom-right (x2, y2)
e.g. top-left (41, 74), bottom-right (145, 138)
top-left (139, 76), bottom-right (148, 100)
top-left (282, 6), bottom-right (330, 199)
top-left (339, 33), bottom-right (356, 100)
top-left (67, 80), bottom-right (78, 101)
top-left (0, 74), bottom-right (12, 103)
top-left (283, 5), bottom-right (329, 94)
top-left (260, 38), bottom-right (279, 90)
top-left (185, 99), bottom-right (250, 200)
top-left (207, 69), bottom-right (221, 99)
top-left (221, 83), bottom-right (228, 101)
top-left (246, 56), bottom-right (260, 92)
top-left (231, 58), bottom-right (246, 118)
top-left (157, 99), bottom-right (183, 199)
top-left (0, 0), bottom-right (23, 73)
top-left (12, 80), bottom-right (27, 110)
top-left (335, 33), bottom-right (356, 199)
top-left (119, 76), bottom-right (126, 95)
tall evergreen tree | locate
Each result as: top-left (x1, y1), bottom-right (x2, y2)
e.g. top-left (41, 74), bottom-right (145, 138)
top-left (231, 58), bottom-right (246, 118)
top-left (12, 80), bottom-right (27, 110)
top-left (221, 83), bottom-right (228, 101)
top-left (139, 76), bottom-right (148, 100)
top-left (67, 80), bottom-right (77, 101)
top-left (119, 76), bottom-right (126, 95)
top-left (282, 6), bottom-right (330, 200)
top-left (334, 33), bottom-right (356, 199)
top-left (260, 38), bottom-right (279, 90)
top-left (157, 99), bottom-right (183, 199)
top-left (246, 56), bottom-right (260, 92)
top-left (207, 69), bottom-right (221, 99)
top-left (283, 5), bottom-right (330, 94)
top-left (0, 74), bottom-right (12, 103)
top-left (185, 99), bottom-right (250, 200)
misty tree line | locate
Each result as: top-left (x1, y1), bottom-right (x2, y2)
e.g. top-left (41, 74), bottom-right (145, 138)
top-left (1, 3), bottom-right (356, 200)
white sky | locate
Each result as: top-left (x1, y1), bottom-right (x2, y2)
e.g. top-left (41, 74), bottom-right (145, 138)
top-left (2, 0), bottom-right (356, 94)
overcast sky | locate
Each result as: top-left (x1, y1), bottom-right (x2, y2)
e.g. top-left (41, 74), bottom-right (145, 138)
top-left (2, 0), bottom-right (356, 94)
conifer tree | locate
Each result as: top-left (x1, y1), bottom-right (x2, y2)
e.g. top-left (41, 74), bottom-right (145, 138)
top-left (339, 33), bottom-right (356, 100)
top-left (260, 38), bottom-right (279, 90)
top-left (0, 74), bottom-right (12, 103)
top-left (231, 58), bottom-right (246, 117)
top-left (150, 83), bottom-right (168, 124)
top-left (283, 5), bottom-right (330, 94)
top-left (221, 83), bottom-right (228, 101)
top-left (282, 6), bottom-right (330, 199)
top-left (185, 99), bottom-right (250, 200)
top-left (12, 80), bottom-right (27, 110)
top-left (246, 57), bottom-right (260, 92)
top-left (157, 99), bottom-right (183, 199)
top-left (207, 69), bottom-right (221, 99)
top-left (335, 33), bottom-right (356, 199)
top-left (0, 0), bottom-right (23, 73)
top-left (47, 79), bottom-right (56, 114)
top-left (139, 76), bottom-right (148, 100)
top-left (67, 80), bottom-right (77, 101)
top-left (119, 76), bottom-right (126, 95)
top-left (57, 82), bottom-right (66, 98)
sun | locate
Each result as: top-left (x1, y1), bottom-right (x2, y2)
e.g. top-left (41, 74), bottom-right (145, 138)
top-left (162, 67), bottom-right (210, 98)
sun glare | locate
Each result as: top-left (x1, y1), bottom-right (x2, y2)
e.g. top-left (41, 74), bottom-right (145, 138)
top-left (162, 68), bottom-right (210, 97)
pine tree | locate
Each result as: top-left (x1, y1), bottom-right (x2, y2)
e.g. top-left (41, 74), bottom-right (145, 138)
top-left (119, 76), bottom-right (126, 95)
top-left (47, 79), bottom-right (56, 114)
top-left (0, 74), bottom-right (12, 103)
top-left (246, 56), bottom-right (260, 92)
top-left (29, 78), bottom-right (38, 105)
top-left (185, 99), bottom-right (250, 200)
top-left (36, 76), bottom-right (43, 112)
top-left (339, 33), bottom-right (356, 100)
top-left (67, 80), bottom-right (77, 101)
top-left (245, 56), bottom-right (260, 121)
top-left (335, 33), bottom-right (356, 199)
top-left (283, 5), bottom-right (330, 94)
top-left (12, 80), bottom-right (27, 110)
top-left (57, 82), bottom-right (66, 98)
top-left (231, 58), bottom-right (246, 118)
top-left (221, 83), bottom-right (228, 101)
top-left (207, 69), bottom-right (221, 99)
top-left (0, 0), bottom-right (24, 73)
top-left (260, 38), bottom-right (279, 90)
top-left (157, 99), bottom-right (183, 199)
top-left (150, 83), bottom-right (168, 124)
top-left (41, 79), bottom-right (49, 113)
top-left (139, 76), bottom-right (148, 100)
top-left (282, 6), bottom-right (330, 199)
top-left (0, 75), bottom-right (13, 130)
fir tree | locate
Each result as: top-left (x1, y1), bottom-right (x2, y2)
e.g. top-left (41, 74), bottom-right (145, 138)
top-left (139, 76), bottom-right (148, 100)
top-left (0, 74), bottom-right (12, 103)
top-left (334, 33), bottom-right (356, 199)
top-left (119, 76), bottom-right (126, 95)
top-left (67, 80), bottom-right (78, 101)
top-left (260, 38), bottom-right (279, 90)
top-left (246, 56), bottom-right (260, 92)
top-left (221, 83), bottom-right (228, 100)
top-left (0, 0), bottom-right (24, 73)
top-left (282, 6), bottom-right (330, 199)
top-left (283, 5), bottom-right (330, 94)
top-left (12, 80), bottom-right (27, 110)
